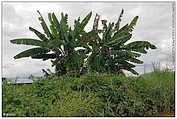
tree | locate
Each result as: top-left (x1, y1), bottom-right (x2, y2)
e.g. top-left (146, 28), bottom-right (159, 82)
top-left (10, 11), bottom-right (92, 76)
top-left (83, 9), bottom-right (156, 75)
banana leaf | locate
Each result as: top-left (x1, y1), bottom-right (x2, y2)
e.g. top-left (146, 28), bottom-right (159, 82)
top-left (10, 38), bottom-right (46, 47)
top-left (14, 47), bottom-right (50, 59)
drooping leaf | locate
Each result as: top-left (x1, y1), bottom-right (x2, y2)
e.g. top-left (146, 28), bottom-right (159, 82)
top-left (118, 61), bottom-right (139, 75)
top-left (14, 47), bottom-right (50, 59)
top-left (126, 57), bottom-right (144, 64)
top-left (109, 50), bottom-right (141, 57)
top-left (123, 41), bottom-right (157, 54)
top-left (127, 68), bottom-right (139, 75)
top-left (118, 60), bottom-right (136, 69)
top-left (10, 38), bottom-right (46, 47)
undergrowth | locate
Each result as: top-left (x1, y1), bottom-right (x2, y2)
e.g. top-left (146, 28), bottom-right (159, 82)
top-left (2, 70), bottom-right (175, 117)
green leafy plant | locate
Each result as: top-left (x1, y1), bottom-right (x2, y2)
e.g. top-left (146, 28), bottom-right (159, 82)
top-left (10, 10), bottom-right (156, 76)
top-left (83, 9), bottom-right (156, 75)
top-left (10, 11), bottom-right (92, 76)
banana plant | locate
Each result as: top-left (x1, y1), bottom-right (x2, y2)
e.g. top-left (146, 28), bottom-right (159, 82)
top-left (84, 9), bottom-right (157, 75)
top-left (10, 11), bottom-right (92, 76)
top-left (10, 10), bottom-right (156, 76)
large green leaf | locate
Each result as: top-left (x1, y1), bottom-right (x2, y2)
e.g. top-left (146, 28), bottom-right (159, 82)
top-left (111, 24), bottom-right (129, 42)
top-left (109, 50), bottom-right (141, 57)
top-left (118, 24), bottom-right (129, 33)
top-left (123, 41), bottom-right (157, 54)
top-left (29, 27), bottom-right (48, 41)
top-left (10, 38), bottom-right (46, 47)
top-left (107, 33), bottom-right (132, 46)
top-left (14, 47), bottom-right (50, 59)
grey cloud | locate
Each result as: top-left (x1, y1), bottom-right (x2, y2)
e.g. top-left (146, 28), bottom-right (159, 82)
top-left (2, 4), bottom-right (24, 24)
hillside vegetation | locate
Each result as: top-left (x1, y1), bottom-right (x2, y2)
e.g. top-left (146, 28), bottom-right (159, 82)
top-left (2, 69), bottom-right (175, 117)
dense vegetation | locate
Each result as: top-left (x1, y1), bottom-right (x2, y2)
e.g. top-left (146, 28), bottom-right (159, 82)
top-left (3, 69), bottom-right (175, 117)
top-left (10, 10), bottom-right (156, 76)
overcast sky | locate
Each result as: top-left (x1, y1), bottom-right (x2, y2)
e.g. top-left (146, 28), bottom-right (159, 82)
top-left (2, 1), bottom-right (175, 78)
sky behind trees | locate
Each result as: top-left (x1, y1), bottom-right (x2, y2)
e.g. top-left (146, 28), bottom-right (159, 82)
top-left (2, 1), bottom-right (175, 78)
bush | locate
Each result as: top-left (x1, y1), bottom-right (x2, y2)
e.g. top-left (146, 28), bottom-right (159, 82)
top-left (2, 70), bottom-right (175, 117)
